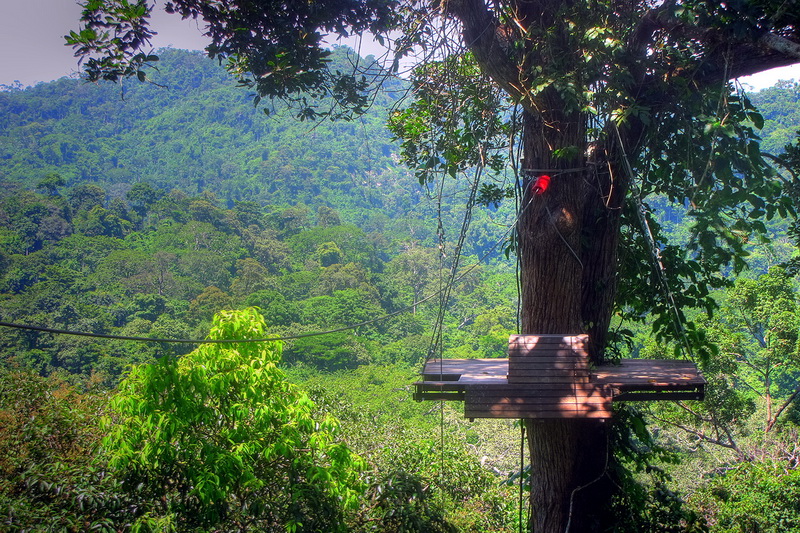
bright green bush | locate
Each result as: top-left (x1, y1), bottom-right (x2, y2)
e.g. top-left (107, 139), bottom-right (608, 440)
top-left (103, 308), bottom-right (365, 531)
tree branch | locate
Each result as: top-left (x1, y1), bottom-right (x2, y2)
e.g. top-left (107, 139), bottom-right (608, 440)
top-left (759, 32), bottom-right (800, 61)
top-left (651, 414), bottom-right (746, 458)
top-left (630, 5), bottom-right (800, 88)
top-left (767, 385), bottom-right (800, 432)
top-left (442, 0), bottom-right (530, 107)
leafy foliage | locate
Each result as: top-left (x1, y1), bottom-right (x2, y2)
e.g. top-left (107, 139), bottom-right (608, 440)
top-left (104, 308), bottom-right (365, 531)
top-left (694, 461), bottom-right (800, 533)
top-left (68, 0), bottom-right (400, 119)
top-left (0, 369), bottom-right (129, 531)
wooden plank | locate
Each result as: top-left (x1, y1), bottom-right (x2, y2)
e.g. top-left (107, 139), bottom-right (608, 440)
top-left (468, 391), bottom-right (586, 400)
top-left (414, 392), bottom-right (465, 401)
top-left (508, 369), bottom-right (589, 377)
top-left (467, 396), bottom-right (610, 405)
top-left (508, 349), bottom-right (590, 358)
top-left (610, 380), bottom-right (703, 389)
top-left (420, 373), bottom-right (462, 381)
top-left (466, 399), bottom-right (610, 410)
top-left (464, 406), bottom-right (611, 419)
top-left (507, 370), bottom-right (589, 378)
top-left (466, 396), bottom-right (610, 406)
top-left (508, 360), bottom-right (590, 368)
top-left (467, 387), bottom-right (609, 399)
top-left (467, 388), bottom-right (609, 400)
top-left (414, 381), bottom-right (467, 391)
top-left (614, 391), bottom-right (704, 401)
top-left (465, 411), bottom-right (611, 419)
top-left (468, 385), bottom-right (577, 396)
top-left (509, 376), bottom-right (591, 385)
top-left (464, 403), bottom-right (611, 412)
top-left (508, 363), bottom-right (589, 371)
top-left (507, 352), bottom-right (588, 360)
top-left (505, 367), bottom-right (589, 376)
top-left (467, 383), bottom-right (604, 393)
top-left (465, 399), bottom-right (610, 409)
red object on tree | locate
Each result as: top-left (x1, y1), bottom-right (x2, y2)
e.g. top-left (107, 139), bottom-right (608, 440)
top-left (532, 175), bottom-right (550, 195)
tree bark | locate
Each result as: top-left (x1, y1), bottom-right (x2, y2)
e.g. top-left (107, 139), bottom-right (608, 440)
top-left (526, 419), bottom-right (610, 532)
top-left (517, 102), bottom-right (618, 531)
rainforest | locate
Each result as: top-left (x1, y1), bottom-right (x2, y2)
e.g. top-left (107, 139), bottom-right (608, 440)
top-left (2, 46), bottom-right (800, 531)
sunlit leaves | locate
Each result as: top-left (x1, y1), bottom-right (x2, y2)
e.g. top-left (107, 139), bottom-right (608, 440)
top-left (388, 53), bottom-right (511, 185)
top-left (103, 308), bottom-right (365, 530)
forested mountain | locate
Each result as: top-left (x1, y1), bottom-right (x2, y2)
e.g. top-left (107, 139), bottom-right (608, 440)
top-left (0, 49), bottom-right (525, 530)
top-left (2, 47), bottom-right (800, 531)
top-left (0, 48), bottom-right (417, 219)
top-left (749, 81), bottom-right (800, 155)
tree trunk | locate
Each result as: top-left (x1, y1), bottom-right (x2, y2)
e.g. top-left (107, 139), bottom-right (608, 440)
top-left (518, 103), bottom-right (619, 531)
top-left (526, 419), bottom-right (610, 532)
top-left (443, 1), bottom-right (639, 529)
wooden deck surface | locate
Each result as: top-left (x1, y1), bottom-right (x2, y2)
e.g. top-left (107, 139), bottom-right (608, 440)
top-left (417, 357), bottom-right (705, 401)
top-left (593, 359), bottom-right (705, 389)
top-left (415, 334), bottom-right (705, 419)
top-left (421, 358), bottom-right (509, 384)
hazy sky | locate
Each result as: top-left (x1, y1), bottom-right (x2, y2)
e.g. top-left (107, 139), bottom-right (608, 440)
top-left (1, 0), bottom-right (799, 90)
top-left (0, 0), bottom-right (211, 87)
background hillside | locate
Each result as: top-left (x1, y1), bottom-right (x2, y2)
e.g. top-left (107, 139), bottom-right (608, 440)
top-left (0, 48), bottom-right (416, 219)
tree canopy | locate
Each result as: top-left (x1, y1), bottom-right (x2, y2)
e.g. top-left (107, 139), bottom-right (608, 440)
top-left (67, 1), bottom-right (800, 531)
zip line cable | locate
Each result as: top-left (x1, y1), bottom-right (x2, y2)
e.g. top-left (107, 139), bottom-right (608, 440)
top-left (430, 160), bottom-right (450, 509)
top-left (509, 108), bottom-right (527, 533)
top-left (0, 193), bottom-right (531, 346)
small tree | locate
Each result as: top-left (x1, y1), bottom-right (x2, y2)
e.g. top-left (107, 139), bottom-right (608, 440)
top-left (103, 308), bottom-right (365, 531)
top-left (718, 267), bottom-right (800, 432)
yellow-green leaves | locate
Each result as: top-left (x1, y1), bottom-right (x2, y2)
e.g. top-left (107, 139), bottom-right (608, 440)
top-left (103, 308), bottom-right (364, 531)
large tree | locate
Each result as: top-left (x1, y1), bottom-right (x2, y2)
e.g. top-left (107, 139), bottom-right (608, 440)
top-left (69, 0), bottom-right (800, 530)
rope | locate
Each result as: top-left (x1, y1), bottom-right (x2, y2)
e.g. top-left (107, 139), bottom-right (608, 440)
top-left (612, 124), bottom-right (695, 360)
top-left (522, 166), bottom-right (593, 175)
top-left (544, 203), bottom-right (584, 268)
top-left (511, 105), bottom-right (524, 334)
top-left (518, 422), bottom-right (526, 533)
top-left (564, 429), bottom-right (611, 533)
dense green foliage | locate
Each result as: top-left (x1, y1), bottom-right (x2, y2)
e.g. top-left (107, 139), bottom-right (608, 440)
top-left (105, 308), bottom-right (364, 531)
top-left (749, 81), bottom-right (800, 156)
top-left (0, 48), bottom-right (411, 219)
top-left (5, 45), bottom-right (800, 531)
top-left (0, 310), bottom-right (521, 531)
top-left (0, 177), bottom-right (516, 379)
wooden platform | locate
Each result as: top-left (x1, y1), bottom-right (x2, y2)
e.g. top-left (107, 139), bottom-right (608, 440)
top-left (415, 335), bottom-right (705, 419)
